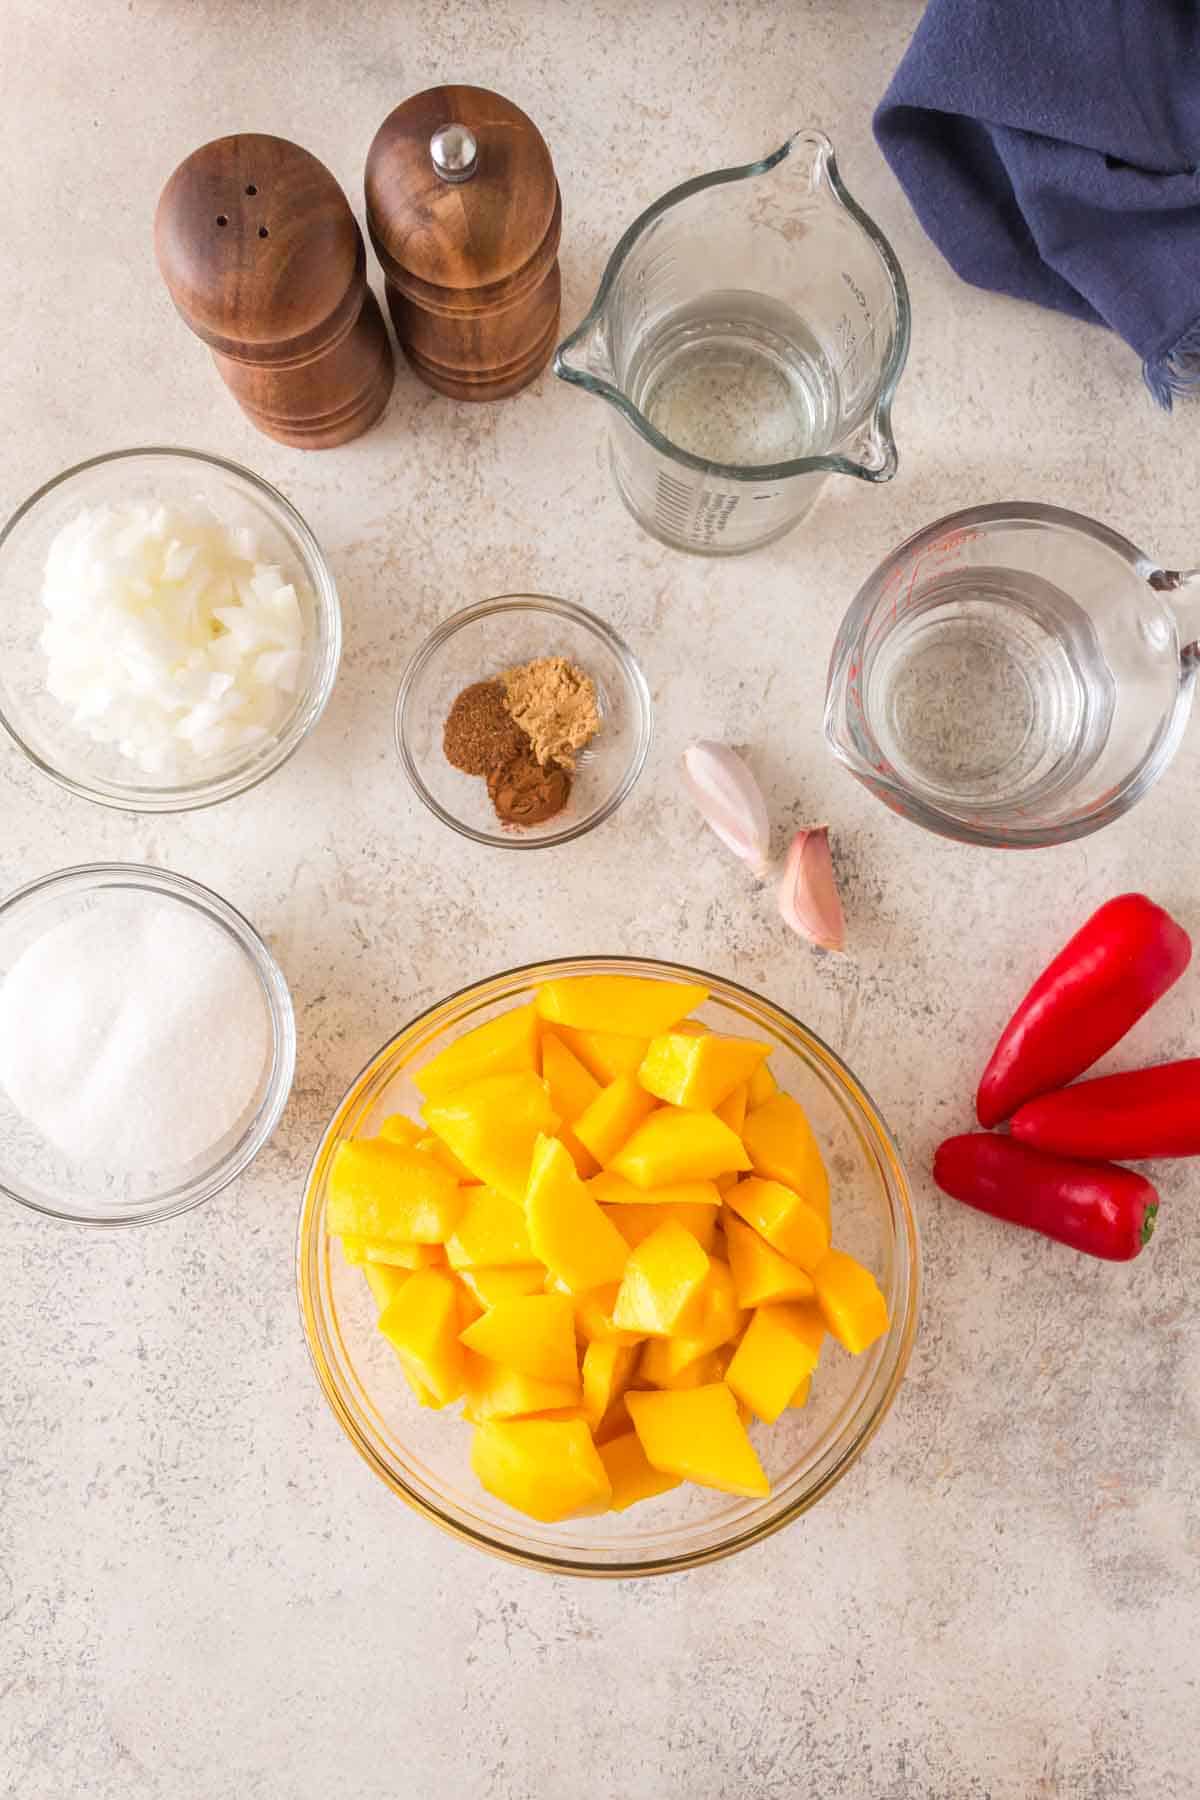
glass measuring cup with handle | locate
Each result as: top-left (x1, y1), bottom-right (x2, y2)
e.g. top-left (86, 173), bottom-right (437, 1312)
top-left (554, 130), bottom-right (910, 557)
top-left (824, 502), bottom-right (1200, 848)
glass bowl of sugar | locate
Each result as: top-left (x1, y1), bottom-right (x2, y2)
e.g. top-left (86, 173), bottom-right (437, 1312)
top-left (0, 864), bottom-right (295, 1226)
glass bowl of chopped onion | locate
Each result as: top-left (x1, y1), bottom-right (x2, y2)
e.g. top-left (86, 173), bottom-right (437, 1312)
top-left (0, 447), bottom-right (340, 811)
top-left (297, 957), bottom-right (919, 1577)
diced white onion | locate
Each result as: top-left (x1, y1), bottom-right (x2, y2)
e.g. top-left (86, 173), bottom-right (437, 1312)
top-left (38, 499), bottom-right (307, 776)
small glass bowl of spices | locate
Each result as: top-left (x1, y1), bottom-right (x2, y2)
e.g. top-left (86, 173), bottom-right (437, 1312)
top-left (395, 594), bottom-right (652, 848)
top-left (0, 863), bottom-right (295, 1225)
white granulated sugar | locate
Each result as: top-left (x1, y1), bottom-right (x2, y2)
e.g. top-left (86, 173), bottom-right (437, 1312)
top-left (0, 898), bottom-right (271, 1175)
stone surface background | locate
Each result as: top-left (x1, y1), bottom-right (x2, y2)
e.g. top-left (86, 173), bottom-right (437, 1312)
top-left (1, 3), bottom-right (1197, 1795)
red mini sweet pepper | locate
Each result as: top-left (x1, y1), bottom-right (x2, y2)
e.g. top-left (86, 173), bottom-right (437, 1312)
top-left (933, 1133), bottom-right (1159, 1262)
top-left (1011, 1057), bottom-right (1200, 1160)
top-left (976, 893), bottom-right (1192, 1127)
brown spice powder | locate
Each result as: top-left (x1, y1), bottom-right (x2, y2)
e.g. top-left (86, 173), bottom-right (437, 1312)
top-left (501, 657), bottom-right (600, 771)
top-left (442, 680), bottom-right (526, 777)
top-left (487, 750), bottom-right (571, 825)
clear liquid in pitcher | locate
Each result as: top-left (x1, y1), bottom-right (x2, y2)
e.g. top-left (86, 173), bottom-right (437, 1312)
top-left (623, 291), bottom-right (840, 466)
top-left (863, 569), bottom-right (1118, 810)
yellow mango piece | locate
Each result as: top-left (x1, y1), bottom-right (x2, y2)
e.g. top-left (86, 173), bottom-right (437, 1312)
top-left (724, 1212), bottom-right (817, 1306)
top-left (602, 1200), bottom-right (719, 1254)
top-left (742, 1093), bottom-right (830, 1227)
top-left (725, 1176), bottom-right (830, 1271)
top-left (573, 1075), bottom-right (657, 1165)
top-left (362, 1262), bottom-right (409, 1311)
top-left (715, 1081), bottom-right (748, 1137)
top-left (559, 1127), bottom-right (600, 1180)
top-left (378, 1268), bottom-right (465, 1406)
top-left (414, 1002), bottom-right (540, 1099)
top-left (812, 1248), bottom-right (890, 1354)
top-left (444, 1187), bottom-right (533, 1269)
top-left (790, 1374), bottom-right (812, 1409)
top-left (553, 1025), bottom-right (650, 1085)
top-left (423, 1072), bottom-right (558, 1203)
top-left (460, 1294), bottom-right (581, 1387)
top-left (589, 1170), bottom-right (722, 1209)
top-left (566, 1281), bottom-right (642, 1346)
top-left (593, 1392), bottom-right (635, 1444)
top-left (342, 1235), bottom-right (444, 1269)
top-left (660, 1259), bottom-right (744, 1371)
top-left (453, 1277), bottom-right (485, 1328)
top-left (638, 1342), bottom-right (733, 1389)
top-left (414, 1133), bottom-right (481, 1185)
top-left (525, 1134), bottom-right (629, 1293)
top-left (456, 1265), bottom-right (546, 1308)
top-left (626, 1384), bottom-right (769, 1498)
top-left (638, 1031), bottom-right (771, 1112)
top-left (462, 1354), bottom-right (582, 1422)
top-left (599, 1430), bottom-right (682, 1511)
top-left (327, 1139), bottom-right (464, 1243)
top-left (471, 1418), bottom-right (612, 1522)
top-left (714, 1171), bottom-right (740, 1195)
top-left (541, 1031), bottom-right (601, 1122)
top-left (535, 975), bottom-right (709, 1037)
top-left (746, 1063), bottom-right (778, 1110)
top-left (725, 1302), bottom-right (825, 1423)
top-left (611, 1221), bottom-right (710, 1337)
top-left (608, 1108), bottom-right (751, 1188)
top-left (581, 1340), bottom-right (639, 1430)
top-left (379, 1113), bottom-right (424, 1147)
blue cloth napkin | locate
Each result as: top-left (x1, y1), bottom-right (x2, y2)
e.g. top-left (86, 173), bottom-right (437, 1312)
top-left (875, 0), bottom-right (1200, 406)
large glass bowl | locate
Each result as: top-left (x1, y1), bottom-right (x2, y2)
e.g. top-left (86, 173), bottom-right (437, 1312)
top-left (298, 957), bottom-right (918, 1577)
top-left (0, 447), bottom-right (341, 811)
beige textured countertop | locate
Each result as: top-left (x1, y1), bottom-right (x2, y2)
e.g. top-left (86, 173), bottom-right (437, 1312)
top-left (2, 4), bottom-right (1197, 1796)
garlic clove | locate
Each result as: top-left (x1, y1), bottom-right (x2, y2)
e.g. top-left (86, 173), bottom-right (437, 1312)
top-left (682, 741), bottom-right (771, 877)
top-left (779, 827), bottom-right (846, 952)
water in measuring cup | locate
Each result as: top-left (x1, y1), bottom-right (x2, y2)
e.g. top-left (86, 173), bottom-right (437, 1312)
top-left (623, 291), bottom-right (841, 465)
top-left (864, 568), bottom-right (1117, 812)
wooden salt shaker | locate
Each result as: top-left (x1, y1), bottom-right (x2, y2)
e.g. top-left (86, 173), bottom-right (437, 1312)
top-left (365, 85), bottom-right (562, 402)
top-left (155, 134), bottom-right (394, 448)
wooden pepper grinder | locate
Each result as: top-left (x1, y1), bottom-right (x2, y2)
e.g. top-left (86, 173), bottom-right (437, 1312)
top-left (365, 85), bottom-right (562, 402)
top-left (155, 134), bottom-right (395, 448)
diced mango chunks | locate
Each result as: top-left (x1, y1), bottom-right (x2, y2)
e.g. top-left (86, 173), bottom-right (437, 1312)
top-left (459, 1293), bottom-right (580, 1386)
top-left (638, 1339), bottom-right (733, 1390)
top-left (659, 1258), bottom-right (744, 1369)
top-left (525, 1134), bottom-right (629, 1294)
top-left (471, 1419), bottom-right (612, 1522)
top-left (462, 1356), bottom-right (581, 1422)
top-left (378, 1268), bottom-right (466, 1407)
top-left (540, 1031), bottom-right (601, 1122)
top-left (362, 1262), bottom-right (410, 1312)
top-left (608, 1108), bottom-right (751, 1188)
top-left (343, 1236), bottom-right (444, 1269)
top-left (626, 1385), bottom-right (769, 1498)
top-left (725, 1302), bottom-right (825, 1423)
top-left (415, 1133), bottom-right (481, 1185)
top-left (581, 1340), bottom-right (639, 1431)
top-left (724, 1212), bottom-right (817, 1306)
top-left (742, 1093), bottom-right (830, 1228)
top-left (746, 1063), bottom-right (777, 1110)
top-left (573, 1075), bottom-right (658, 1165)
top-left (563, 1280), bottom-right (642, 1346)
top-left (599, 1430), bottom-right (682, 1511)
top-left (790, 1375), bottom-right (812, 1409)
top-left (535, 975), bottom-right (709, 1037)
top-left (423, 1072), bottom-right (558, 1202)
top-left (602, 1200), bottom-right (720, 1253)
top-left (414, 1002), bottom-right (540, 1099)
top-left (715, 1081), bottom-right (748, 1136)
top-left (378, 1113), bottom-right (424, 1147)
top-left (455, 1265), bottom-right (546, 1308)
top-left (444, 1187), bottom-right (533, 1269)
top-left (552, 1025), bottom-right (650, 1085)
top-left (327, 1139), bottom-right (464, 1243)
top-left (812, 1249), bottom-right (889, 1354)
top-left (725, 1176), bottom-right (830, 1271)
top-left (611, 1221), bottom-right (709, 1337)
top-left (588, 1170), bottom-right (722, 1209)
top-left (638, 1030), bottom-right (771, 1111)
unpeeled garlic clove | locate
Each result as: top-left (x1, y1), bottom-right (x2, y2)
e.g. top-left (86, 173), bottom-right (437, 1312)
top-left (779, 827), bottom-right (846, 952)
top-left (682, 741), bottom-right (771, 877)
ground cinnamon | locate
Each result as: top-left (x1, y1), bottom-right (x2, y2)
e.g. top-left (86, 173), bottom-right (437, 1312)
top-left (487, 751), bottom-right (571, 825)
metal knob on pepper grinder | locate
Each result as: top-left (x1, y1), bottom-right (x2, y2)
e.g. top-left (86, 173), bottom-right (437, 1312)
top-left (155, 133), bottom-right (395, 448)
top-left (365, 85), bottom-right (562, 402)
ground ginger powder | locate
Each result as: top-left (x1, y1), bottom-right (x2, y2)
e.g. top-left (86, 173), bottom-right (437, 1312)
top-left (501, 657), bottom-right (601, 771)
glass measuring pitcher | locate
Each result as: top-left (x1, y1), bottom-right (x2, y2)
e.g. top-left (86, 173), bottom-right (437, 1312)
top-left (553, 130), bottom-right (910, 557)
top-left (824, 503), bottom-right (1200, 849)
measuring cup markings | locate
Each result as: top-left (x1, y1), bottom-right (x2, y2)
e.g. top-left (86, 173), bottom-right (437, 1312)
top-left (861, 530), bottom-right (979, 657)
